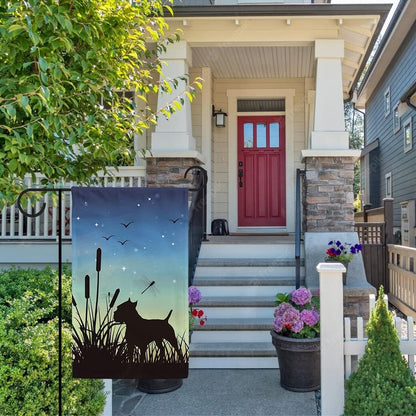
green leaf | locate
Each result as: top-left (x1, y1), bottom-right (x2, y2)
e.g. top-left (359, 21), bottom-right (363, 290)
top-left (38, 57), bottom-right (48, 72)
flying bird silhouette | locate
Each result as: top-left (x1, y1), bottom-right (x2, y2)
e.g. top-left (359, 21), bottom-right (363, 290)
top-left (169, 218), bottom-right (181, 223)
top-left (102, 235), bottom-right (114, 240)
top-left (118, 240), bottom-right (129, 245)
top-left (120, 221), bottom-right (134, 228)
top-left (141, 280), bottom-right (156, 295)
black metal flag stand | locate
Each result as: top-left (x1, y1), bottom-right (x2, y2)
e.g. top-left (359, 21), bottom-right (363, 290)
top-left (17, 187), bottom-right (70, 416)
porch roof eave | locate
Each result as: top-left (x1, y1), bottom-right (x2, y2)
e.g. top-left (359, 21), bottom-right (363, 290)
top-left (171, 4), bottom-right (392, 19)
top-left (170, 3), bottom-right (392, 100)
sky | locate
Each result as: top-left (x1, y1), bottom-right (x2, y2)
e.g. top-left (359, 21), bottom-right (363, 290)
top-left (71, 187), bottom-right (189, 336)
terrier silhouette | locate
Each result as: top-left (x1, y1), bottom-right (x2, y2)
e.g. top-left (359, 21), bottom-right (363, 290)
top-left (114, 299), bottom-right (180, 362)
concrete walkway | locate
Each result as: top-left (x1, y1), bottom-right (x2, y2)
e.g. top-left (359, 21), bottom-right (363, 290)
top-left (112, 369), bottom-right (318, 416)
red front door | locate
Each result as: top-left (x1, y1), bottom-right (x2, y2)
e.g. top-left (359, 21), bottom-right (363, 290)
top-left (237, 116), bottom-right (286, 227)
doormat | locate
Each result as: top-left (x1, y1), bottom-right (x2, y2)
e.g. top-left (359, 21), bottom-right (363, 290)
top-left (71, 187), bottom-right (189, 379)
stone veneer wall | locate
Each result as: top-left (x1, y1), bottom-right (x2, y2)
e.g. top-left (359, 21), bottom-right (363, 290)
top-left (146, 157), bottom-right (202, 188)
top-left (304, 157), bottom-right (355, 232)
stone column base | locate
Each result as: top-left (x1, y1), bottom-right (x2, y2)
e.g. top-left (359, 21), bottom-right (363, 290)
top-left (146, 157), bottom-right (203, 189)
top-left (302, 155), bottom-right (357, 232)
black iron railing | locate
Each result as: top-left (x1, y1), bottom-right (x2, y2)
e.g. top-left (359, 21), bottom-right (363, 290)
top-left (185, 166), bottom-right (208, 285)
top-left (295, 168), bottom-right (305, 289)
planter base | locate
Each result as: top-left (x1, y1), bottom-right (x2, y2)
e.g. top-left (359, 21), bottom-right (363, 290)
top-left (271, 331), bottom-right (320, 392)
top-left (137, 378), bottom-right (183, 394)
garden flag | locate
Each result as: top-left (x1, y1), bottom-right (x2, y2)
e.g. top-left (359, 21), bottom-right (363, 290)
top-left (71, 187), bottom-right (189, 379)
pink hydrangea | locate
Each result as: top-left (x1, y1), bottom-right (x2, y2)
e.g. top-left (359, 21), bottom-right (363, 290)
top-left (290, 287), bottom-right (312, 306)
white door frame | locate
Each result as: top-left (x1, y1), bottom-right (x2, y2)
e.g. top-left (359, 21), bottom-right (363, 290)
top-left (227, 88), bottom-right (295, 234)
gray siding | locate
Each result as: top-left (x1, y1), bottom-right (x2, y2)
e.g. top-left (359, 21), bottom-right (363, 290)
top-left (365, 22), bottom-right (416, 227)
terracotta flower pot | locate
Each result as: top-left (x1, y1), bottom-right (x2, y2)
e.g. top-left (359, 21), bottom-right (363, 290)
top-left (270, 331), bottom-right (320, 392)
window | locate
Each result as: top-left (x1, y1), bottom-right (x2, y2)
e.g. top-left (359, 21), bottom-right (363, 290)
top-left (404, 117), bottom-right (413, 152)
top-left (393, 102), bottom-right (400, 133)
top-left (385, 172), bottom-right (392, 198)
top-left (384, 87), bottom-right (391, 117)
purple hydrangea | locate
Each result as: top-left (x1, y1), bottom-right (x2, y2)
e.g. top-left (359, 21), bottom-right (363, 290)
top-left (301, 309), bottom-right (319, 326)
top-left (273, 315), bottom-right (284, 332)
top-left (281, 306), bottom-right (301, 327)
top-left (188, 286), bottom-right (202, 304)
top-left (292, 319), bottom-right (304, 333)
top-left (274, 302), bottom-right (292, 318)
top-left (290, 287), bottom-right (312, 306)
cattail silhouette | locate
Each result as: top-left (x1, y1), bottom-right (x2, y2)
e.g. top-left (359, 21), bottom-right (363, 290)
top-left (85, 275), bottom-right (90, 299)
top-left (109, 289), bottom-right (120, 309)
top-left (72, 295), bottom-right (77, 307)
top-left (85, 274), bottom-right (90, 330)
top-left (94, 248), bottom-right (102, 334)
top-left (96, 248), bottom-right (102, 272)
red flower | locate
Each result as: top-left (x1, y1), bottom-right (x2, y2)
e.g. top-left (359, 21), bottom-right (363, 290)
top-left (192, 309), bottom-right (198, 317)
top-left (197, 310), bottom-right (204, 318)
top-left (326, 248), bottom-right (336, 257)
top-left (199, 320), bottom-right (205, 326)
top-left (285, 324), bottom-right (292, 329)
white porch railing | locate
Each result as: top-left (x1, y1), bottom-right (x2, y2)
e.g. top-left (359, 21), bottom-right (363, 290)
top-left (388, 244), bottom-right (416, 320)
top-left (0, 166), bottom-right (146, 240)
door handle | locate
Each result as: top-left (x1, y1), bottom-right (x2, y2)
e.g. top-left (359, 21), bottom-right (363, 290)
top-left (238, 169), bottom-right (243, 187)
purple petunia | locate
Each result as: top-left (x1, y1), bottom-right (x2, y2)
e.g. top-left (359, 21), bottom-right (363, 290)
top-left (188, 286), bottom-right (202, 304)
top-left (290, 287), bottom-right (312, 306)
top-left (301, 309), bottom-right (319, 326)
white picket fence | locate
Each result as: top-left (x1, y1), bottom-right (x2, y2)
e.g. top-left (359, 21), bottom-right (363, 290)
top-left (344, 294), bottom-right (416, 379)
top-left (0, 166), bottom-right (146, 240)
top-left (318, 263), bottom-right (416, 416)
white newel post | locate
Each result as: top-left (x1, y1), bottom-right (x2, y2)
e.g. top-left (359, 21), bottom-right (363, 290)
top-left (317, 262), bottom-right (345, 416)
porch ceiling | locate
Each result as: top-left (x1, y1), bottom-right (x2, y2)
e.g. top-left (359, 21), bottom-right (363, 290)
top-left (170, 4), bottom-right (391, 99)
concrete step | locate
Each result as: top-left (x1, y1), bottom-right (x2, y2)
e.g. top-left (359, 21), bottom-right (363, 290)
top-left (197, 285), bottom-right (292, 297)
top-left (189, 342), bottom-right (278, 369)
top-left (199, 242), bottom-right (301, 259)
top-left (196, 258), bottom-right (301, 267)
top-left (191, 317), bottom-right (272, 343)
top-left (190, 237), bottom-right (301, 369)
top-left (194, 274), bottom-right (300, 287)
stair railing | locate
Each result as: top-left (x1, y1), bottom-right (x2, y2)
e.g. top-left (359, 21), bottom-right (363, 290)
top-left (295, 168), bottom-right (305, 289)
top-left (184, 166), bottom-right (208, 286)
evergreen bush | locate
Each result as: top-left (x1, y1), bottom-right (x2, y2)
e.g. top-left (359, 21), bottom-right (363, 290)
top-left (344, 285), bottom-right (416, 416)
top-left (0, 267), bottom-right (106, 415)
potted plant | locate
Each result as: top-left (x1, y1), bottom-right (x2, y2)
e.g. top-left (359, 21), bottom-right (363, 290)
top-left (270, 287), bottom-right (320, 392)
top-left (325, 239), bottom-right (363, 284)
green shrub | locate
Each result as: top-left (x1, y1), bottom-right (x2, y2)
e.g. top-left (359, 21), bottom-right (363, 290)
top-left (0, 267), bottom-right (106, 416)
top-left (344, 286), bottom-right (416, 416)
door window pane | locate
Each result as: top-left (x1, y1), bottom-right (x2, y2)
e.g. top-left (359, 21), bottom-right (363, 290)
top-left (257, 123), bottom-right (266, 148)
top-left (243, 123), bottom-right (253, 148)
top-left (270, 122), bottom-right (280, 148)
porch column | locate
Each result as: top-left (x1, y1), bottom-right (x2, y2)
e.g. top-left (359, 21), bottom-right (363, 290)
top-left (151, 41), bottom-right (195, 152)
top-left (302, 39), bottom-right (360, 232)
top-left (311, 39), bottom-right (349, 150)
top-left (146, 41), bottom-right (204, 189)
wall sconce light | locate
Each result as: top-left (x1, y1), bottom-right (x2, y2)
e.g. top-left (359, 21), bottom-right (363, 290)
top-left (212, 105), bottom-right (227, 128)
